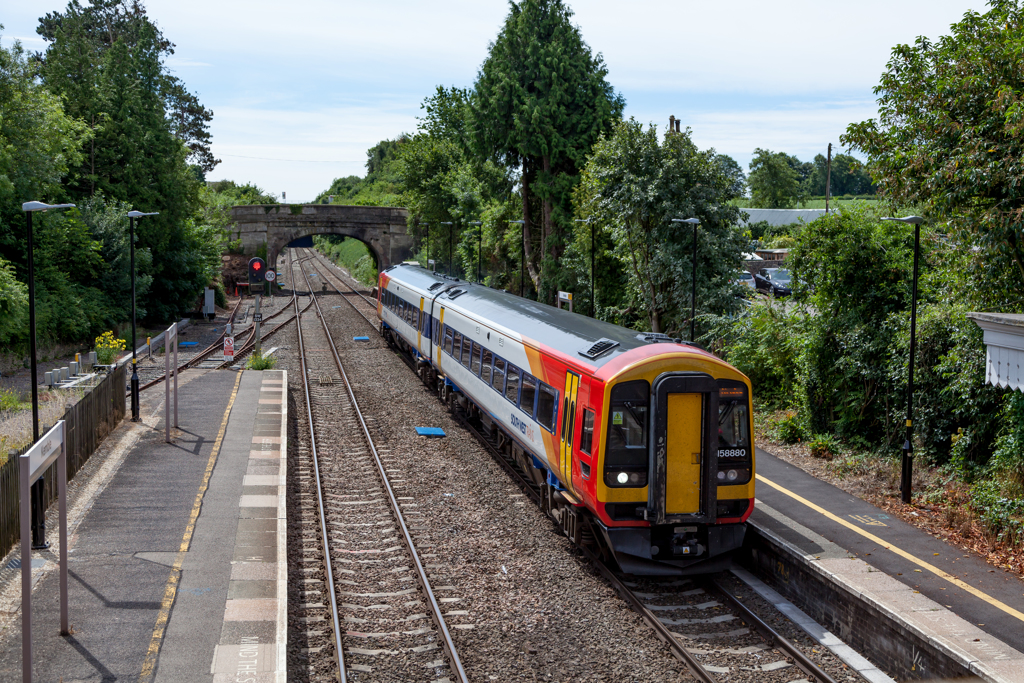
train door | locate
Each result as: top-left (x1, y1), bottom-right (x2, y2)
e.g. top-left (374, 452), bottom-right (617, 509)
top-left (665, 394), bottom-right (702, 514)
top-left (649, 373), bottom-right (719, 525)
top-left (559, 371), bottom-right (580, 493)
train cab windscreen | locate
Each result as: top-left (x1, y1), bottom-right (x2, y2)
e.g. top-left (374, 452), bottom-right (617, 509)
top-left (604, 380), bottom-right (649, 487)
top-left (717, 382), bottom-right (751, 485)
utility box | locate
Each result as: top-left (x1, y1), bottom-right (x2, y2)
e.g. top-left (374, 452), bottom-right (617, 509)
top-left (204, 288), bottom-right (215, 320)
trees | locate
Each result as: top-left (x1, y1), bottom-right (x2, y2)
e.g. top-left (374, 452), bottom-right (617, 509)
top-left (468, 0), bottom-right (623, 301)
top-left (36, 1), bottom-right (221, 322)
top-left (574, 119), bottom-right (744, 334)
top-left (747, 148), bottom-right (801, 208)
top-left (805, 152), bottom-right (875, 197)
top-left (842, 0), bottom-right (1024, 292)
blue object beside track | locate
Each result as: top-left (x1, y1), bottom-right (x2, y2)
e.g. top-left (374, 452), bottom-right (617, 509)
top-left (415, 427), bottom-right (446, 437)
top-left (353, 336), bottom-right (370, 341)
top-left (179, 341), bottom-right (199, 347)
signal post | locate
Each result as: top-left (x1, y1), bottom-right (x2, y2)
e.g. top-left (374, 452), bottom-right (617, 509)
top-left (248, 257), bottom-right (266, 355)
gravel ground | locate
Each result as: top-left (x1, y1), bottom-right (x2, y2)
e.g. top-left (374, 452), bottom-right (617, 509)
top-left (283, 249), bottom-right (695, 682)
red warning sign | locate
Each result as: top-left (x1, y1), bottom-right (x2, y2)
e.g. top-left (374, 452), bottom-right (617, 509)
top-left (224, 336), bottom-right (234, 360)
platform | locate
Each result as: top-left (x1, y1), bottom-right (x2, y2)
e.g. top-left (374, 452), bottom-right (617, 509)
top-left (0, 368), bottom-right (287, 682)
top-left (752, 448), bottom-right (1024, 682)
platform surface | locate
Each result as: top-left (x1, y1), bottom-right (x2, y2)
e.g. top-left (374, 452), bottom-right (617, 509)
top-left (0, 368), bottom-right (287, 683)
top-left (754, 448), bottom-right (1024, 679)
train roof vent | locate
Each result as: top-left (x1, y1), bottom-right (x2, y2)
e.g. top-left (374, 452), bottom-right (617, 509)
top-left (446, 288), bottom-right (467, 299)
top-left (579, 338), bottom-right (619, 359)
top-left (637, 332), bottom-right (681, 344)
top-left (428, 282), bottom-right (444, 291)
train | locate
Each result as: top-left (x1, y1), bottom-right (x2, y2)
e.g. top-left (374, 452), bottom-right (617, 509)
top-left (376, 263), bottom-right (754, 575)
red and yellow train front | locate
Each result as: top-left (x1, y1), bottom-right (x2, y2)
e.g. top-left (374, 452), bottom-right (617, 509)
top-left (561, 345), bottom-right (755, 575)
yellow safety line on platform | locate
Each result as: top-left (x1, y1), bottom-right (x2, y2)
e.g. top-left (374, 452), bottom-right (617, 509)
top-left (139, 371), bottom-right (244, 681)
top-left (756, 473), bottom-right (1024, 624)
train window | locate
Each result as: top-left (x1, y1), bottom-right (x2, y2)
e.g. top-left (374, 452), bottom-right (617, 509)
top-left (604, 380), bottom-right (650, 486)
top-left (520, 374), bottom-right (538, 417)
top-left (504, 364), bottom-right (520, 404)
top-left (452, 331), bottom-right (462, 359)
top-left (537, 383), bottom-right (557, 431)
top-left (460, 338), bottom-right (473, 367)
top-left (579, 409), bottom-right (596, 455)
top-left (492, 357), bottom-right (506, 394)
top-left (443, 326), bottom-right (454, 355)
top-left (480, 349), bottom-right (493, 385)
top-left (471, 343), bottom-right (482, 375)
top-left (413, 305), bottom-right (420, 330)
top-left (717, 382), bottom-right (751, 485)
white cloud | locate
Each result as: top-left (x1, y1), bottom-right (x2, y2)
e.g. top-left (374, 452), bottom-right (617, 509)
top-left (6, 0), bottom-right (987, 199)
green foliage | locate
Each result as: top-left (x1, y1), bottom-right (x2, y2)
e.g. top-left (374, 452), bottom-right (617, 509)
top-left (842, 0), bottom-right (1024, 292)
top-left (804, 152), bottom-right (875, 197)
top-left (776, 412), bottom-right (804, 444)
top-left (314, 236), bottom-right (378, 286)
top-left (0, 256), bottom-right (27, 346)
top-left (468, 0), bottom-right (624, 302)
top-left (747, 148), bottom-right (802, 208)
top-left (34, 2), bottom-right (220, 324)
top-left (94, 330), bottom-right (126, 365)
top-left (245, 350), bottom-right (277, 371)
top-left (704, 299), bottom-right (801, 402)
top-left (574, 119), bottom-right (744, 335)
top-left (809, 434), bottom-right (840, 460)
top-left (0, 387), bottom-right (24, 411)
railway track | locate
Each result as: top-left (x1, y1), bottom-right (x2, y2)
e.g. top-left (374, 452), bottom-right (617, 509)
top-left (307, 247), bottom-right (849, 683)
top-left (138, 270), bottom-right (307, 390)
top-left (289, 249), bottom-right (468, 683)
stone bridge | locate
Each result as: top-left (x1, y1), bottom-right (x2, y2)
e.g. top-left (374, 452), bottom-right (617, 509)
top-left (230, 204), bottom-right (414, 270)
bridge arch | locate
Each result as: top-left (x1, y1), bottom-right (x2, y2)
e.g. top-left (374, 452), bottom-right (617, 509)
top-left (230, 204), bottom-right (414, 273)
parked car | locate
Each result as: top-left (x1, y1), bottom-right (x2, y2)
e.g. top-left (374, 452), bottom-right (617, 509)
top-left (754, 267), bottom-right (792, 297)
top-left (732, 270), bottom-right (756, 291)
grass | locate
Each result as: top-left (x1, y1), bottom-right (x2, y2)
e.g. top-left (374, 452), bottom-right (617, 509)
top-left (0, 388), bottom-right (83, 464)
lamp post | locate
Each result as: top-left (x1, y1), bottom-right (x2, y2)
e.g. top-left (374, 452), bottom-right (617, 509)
top-left (510, 220), bottom-right (525, 297)
top-left (439, 221), bottom-right (453, 275)
top-left (21, 201), bottom-right (76, 549)
top-left (672, 218), bottom-right (701, 341)
top-left (574, 218), bottom-right (595, 317)
top-left (127, 211), bottom-right (158, 422)
top-left (882, 215), bottom-right (926, 505)
top-left (467, 221), bottom-right (483, 282)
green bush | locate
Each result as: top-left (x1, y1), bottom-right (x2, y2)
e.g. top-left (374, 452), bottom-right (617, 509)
top-left (0, 388), bottom-right (23, 411)
top-left (246, 350), bottom-right (277, 370)
top-left (776, 412), bottom-right (804, 444)
top-left (809, 434), bottom-right (840, 460)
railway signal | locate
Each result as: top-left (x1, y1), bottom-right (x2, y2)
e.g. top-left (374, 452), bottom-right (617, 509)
top-left (248, 257), bottom-right (267, 285)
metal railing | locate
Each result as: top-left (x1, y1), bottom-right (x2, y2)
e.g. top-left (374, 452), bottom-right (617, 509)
top-left (0, 363), bottom-right (126, 559)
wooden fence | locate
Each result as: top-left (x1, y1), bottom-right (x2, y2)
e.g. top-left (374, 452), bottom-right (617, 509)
top-left (0, 363), bottom-right (126, 560)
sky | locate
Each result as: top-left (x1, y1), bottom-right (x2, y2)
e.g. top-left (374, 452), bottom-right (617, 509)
top-left (5, 0), bottom-right (987, 202)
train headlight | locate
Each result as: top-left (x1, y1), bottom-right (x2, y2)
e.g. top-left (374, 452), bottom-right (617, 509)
top-left (726, 469), bottom-right (739, 482)
top-left (617, 472), bottom-right (629, 484)
top-left (717, 471), bottom-right (726, 481)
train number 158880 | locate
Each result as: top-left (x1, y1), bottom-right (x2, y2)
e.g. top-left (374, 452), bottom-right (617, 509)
top-left (717, 449), bottom-right (747, 458)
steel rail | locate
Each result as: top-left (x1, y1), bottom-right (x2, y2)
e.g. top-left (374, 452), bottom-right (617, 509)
top-left (138, 297), bottom-right (244, 391)
top-left (443, 399), bottom-right (718, 683)
top-left (709, 578), bottom-right (838, 683)
top-left (296, 250), bottom-right (470, 683)
top-left (308, 245), bottom-right (835, 683)
top-left (292, 251), bottom-right (348, 683)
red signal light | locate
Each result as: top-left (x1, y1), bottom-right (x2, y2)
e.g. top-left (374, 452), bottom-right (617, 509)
top-left (254, 262), bottom-right (261, 270)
